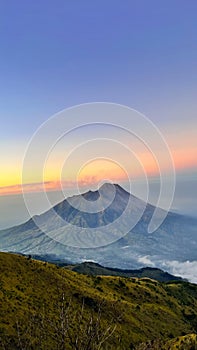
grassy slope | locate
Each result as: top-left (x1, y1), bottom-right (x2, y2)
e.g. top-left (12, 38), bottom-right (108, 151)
top-left (0, 252), bottom-right (197, 349)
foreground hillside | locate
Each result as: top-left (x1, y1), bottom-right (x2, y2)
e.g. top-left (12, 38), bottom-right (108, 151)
top-left (0, 252), bottom-right (197, 349)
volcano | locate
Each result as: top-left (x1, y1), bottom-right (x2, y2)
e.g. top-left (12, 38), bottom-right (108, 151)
top-left (0, 183), bottom-right (196, 274)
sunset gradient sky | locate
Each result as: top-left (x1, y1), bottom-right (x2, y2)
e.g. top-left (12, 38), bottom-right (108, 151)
top-left (0, 1), bottom-right (197, 200)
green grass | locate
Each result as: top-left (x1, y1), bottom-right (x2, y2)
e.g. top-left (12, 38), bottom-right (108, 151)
top-left (163, 333), bottom-right (197, 349)
top-left (0, 252), bottom-right (197, 349)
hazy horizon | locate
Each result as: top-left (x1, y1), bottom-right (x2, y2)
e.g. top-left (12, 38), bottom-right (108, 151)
top-left (0, 173), bottom-right (196, 230)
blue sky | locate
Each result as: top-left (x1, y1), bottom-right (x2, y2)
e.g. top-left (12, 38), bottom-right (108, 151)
top-left (0, 1), bottom-right (197, 228)
top-left (0, 0), bottom-right (197, 139)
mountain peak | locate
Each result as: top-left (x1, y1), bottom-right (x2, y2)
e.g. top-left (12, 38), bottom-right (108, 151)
top-left (82, 190), bottom-right (100, 201)
top-left (99, 182), bottom-right (114, 189)
top-left (98, 182), bottom-right (128, 194)
top-left (80, 183), bottom-right (129, 201)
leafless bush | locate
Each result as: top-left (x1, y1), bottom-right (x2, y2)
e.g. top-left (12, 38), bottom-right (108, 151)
top-left (1, 293), bottom-right (120, 350)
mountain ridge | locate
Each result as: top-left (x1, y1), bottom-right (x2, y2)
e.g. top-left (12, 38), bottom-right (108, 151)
top-left (64, 261), bottom-right (184, 282)
top-left (14, 253), bottom-right (183, 282)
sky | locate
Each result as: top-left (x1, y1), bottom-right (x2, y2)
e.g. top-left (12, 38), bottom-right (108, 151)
top-left (0, 1), bottom-right (197, 227)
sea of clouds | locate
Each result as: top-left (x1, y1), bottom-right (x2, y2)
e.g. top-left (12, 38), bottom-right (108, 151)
top-left (137, 255), bottom-right (197, 284)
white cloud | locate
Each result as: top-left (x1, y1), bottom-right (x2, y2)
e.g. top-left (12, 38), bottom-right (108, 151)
top-left (137, 255), bottom-right (197, 284)
top-left (138, 255), bottom-right (155, 267)
top-left (164, 260), bottom-right (197, 284)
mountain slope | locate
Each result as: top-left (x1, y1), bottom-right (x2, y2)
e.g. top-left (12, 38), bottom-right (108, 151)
top-left (0, 252), bottom-right (197, 349)
top-left (0, 184), bottom-right (197, 279)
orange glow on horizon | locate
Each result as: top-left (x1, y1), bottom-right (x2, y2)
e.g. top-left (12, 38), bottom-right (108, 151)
top-left (171, 147), bottom-right (197, 171)
top-left (1, 146), bottom-right (196, 196)
top-left (77, 159), bottom-right (128, 186)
